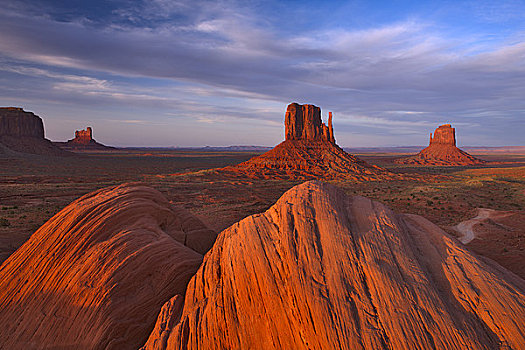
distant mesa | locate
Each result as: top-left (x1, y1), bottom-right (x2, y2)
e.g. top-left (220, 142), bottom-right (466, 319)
top-left (395, 124), bottom-right (486, 166)
top-left (55, 126), bottom-right (114, 150)
top-left (0, 107), bottom-right (67, 156)
top-left (0, 183), bottom-right (216, 349)
top-left (219, 103), bottom-right (394, 180)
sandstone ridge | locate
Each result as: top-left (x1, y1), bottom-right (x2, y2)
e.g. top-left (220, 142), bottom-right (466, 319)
top-left (0, 183), bottom-right (216, 349)
top-left (396, 124), bottom-right (486, 166)
top-left (220, 103), bottom-right (395, 180)
top-left (143, 181), bottom-right (525, 350)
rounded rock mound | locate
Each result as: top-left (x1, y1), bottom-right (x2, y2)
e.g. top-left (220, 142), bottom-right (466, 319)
top-left (0, 183), bottom-right (216, 350)
top-left (143, 181), bottom-right (525, 350)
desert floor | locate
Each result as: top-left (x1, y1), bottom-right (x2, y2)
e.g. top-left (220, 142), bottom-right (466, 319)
top-left (1, 149), bottom-right (524, 276)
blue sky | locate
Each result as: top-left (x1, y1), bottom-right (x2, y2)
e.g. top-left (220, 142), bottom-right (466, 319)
top-left (0, 0), bottom-right (524, 147)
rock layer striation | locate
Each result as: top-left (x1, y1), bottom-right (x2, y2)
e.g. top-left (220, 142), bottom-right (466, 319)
top-left (0, 184), bottom-right (216, 350)
top-left (396, 124), bottom-right (486, 165)
top-left (143, 181), bottom-right (525, 350)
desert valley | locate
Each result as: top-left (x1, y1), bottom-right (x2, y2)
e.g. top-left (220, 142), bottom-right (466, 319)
top-left (1, 1), bottom-right (525, 349)
top-left (1, 103), bottom-right (524, 349)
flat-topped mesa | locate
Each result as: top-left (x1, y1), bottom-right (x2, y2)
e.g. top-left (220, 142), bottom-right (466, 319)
top-left (285, 103), bottom-right (335, 143)
top-left (430, 124), bottom-right (456, 146)
top-left (72, 127), bottom-right (93, 144)
top-left (0, 107), bottom-right (44, 138)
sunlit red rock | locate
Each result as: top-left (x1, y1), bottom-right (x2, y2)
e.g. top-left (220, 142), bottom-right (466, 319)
top-left (220, 103), bottom-right (394, 180)
top-left (0, 184), bottom-right (215, 349)
top-left (56, 126), bottom-right (114, 150)
top-left (395, 124), bottom-right (486, 165)
top-left (143, 181), bottom-right (525, 350)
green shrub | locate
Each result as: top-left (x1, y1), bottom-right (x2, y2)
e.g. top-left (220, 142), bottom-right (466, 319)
top-left (0, 218), bottom-right (10, 227)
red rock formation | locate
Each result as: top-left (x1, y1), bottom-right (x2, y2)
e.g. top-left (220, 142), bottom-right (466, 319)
top-left (395, 124), bottom-right (486, 166)
top-left (0, 107), bottom-right (67, 155)
top-left (57, 126), bottom-right (114, 150)
top-left (285, 103), bottom-right (335, 143)
top-left (0, 184), bottom-right (216, 349)
top-left (220, 103), bottom-right (395, 180)
top-left (73, 126), bottom-right (93, 144)
top-left (143, 181), bottom-right (525, 350)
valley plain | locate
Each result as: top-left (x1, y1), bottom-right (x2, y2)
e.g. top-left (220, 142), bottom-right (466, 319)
top-left (1, 148), bottom-right (524, 278)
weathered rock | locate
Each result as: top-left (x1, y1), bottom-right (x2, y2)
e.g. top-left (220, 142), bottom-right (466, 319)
top-left (0, 184), bottom-right (216, 349)
top-left (0, 107), bottom-right (44, 137)
top-left (143, 181), bottom-right (525, 350)
top-left (285, 103), bottom-right (334, 143)
top-left (73, 126), bottom-right (94, 144)
top-left (0, 107), bottom-right (68, 156)
top-left (220, 103), bottom-right (398, 181)
top-left (395, 124), bottom-right (486, 166)
top-left (430, 124), bottom-right (456, 145)
top-left (55, 126), bottom-right (114, 150)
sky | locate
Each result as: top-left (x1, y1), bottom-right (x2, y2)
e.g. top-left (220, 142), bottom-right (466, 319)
top-left (0, 0), bottom-right (524, 147)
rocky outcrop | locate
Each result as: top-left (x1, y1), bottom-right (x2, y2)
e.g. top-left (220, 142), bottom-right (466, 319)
top-left (0, 107), bottom-right (44, 138)
top-left (395, 124), bottom-right (486, 166)
top-left (285, 103), bottom-right (335, 143)
top-left (72, 127), bottom-right (93, 144)
top-left (0, 107), bottom-right (66, 155)
top-left (55, 126), bottom-right (114, 150)
top-left (143, 181), bottom-right (525, 350)
top-left (220, 103), bottom-right (396, 180)
top-left (0, 184), bottom-right (216, 349)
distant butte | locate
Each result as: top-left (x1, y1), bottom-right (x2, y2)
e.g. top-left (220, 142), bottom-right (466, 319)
top-left (395, 124), bottom-right (486, 166)
top-left (55, 126), bottom-right (114, 150)
top-left (0, 107), bottom-right (68, 155)
top-left (219, 103), bottom-right (396, 181)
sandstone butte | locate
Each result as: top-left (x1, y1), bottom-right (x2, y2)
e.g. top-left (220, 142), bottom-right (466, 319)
top-left (0, 107), bottom-right (67, 155)
top-left (56, 126), bottom-right (114, 150)
top-left (0, 184), bottom-right (216, 349)
top-left (219, 103), bottom-right (394, 181)
top-left (395, 124), bottom-right (486, 166)
top-left (143, 181), bottom-right (525, 350)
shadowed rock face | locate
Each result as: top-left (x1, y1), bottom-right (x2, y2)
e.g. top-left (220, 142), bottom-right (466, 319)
top-left (0, 107), bottom-right (44, 138)
top-left (220, 103), bottom-right (395, 180)
top-left (396, 124), bottom-right (486, 166)
top-left (142, 181), bottom-right (525, 350)
top-left (0, 184), bottom-right (216, 350)
top-left (0, 107), bottom-right (69, 155)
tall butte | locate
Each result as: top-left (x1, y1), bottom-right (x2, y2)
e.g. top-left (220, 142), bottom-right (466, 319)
top-left (220, 103), bottom-right (391, 180)
top-left (0, 107), bottom-right (66, 155)
top-left (396, 124), bottom-right (486, 165)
